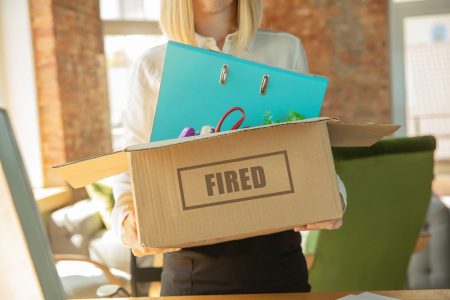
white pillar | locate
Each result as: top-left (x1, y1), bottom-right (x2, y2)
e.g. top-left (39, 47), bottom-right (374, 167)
top-left (0, 0), bottom-right (43, 188)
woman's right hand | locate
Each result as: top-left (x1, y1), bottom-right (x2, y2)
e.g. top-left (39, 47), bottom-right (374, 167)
top-left (121, 211), bottom-right (181, 257)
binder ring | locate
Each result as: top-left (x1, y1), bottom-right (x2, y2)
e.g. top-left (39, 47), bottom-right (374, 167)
top-left (259, 75), bottom-right (269, 95)
top-left (219, 64), bottom-right (229, 85)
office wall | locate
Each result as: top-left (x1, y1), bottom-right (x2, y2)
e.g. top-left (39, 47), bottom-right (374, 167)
top-left (263, 0), bottom-right (391, 123)
top-left (29, 0), bottom-right (112, 188)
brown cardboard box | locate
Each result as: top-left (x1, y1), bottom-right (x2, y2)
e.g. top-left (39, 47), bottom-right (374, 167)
top-left (54, 117), bottom-right (399, 248)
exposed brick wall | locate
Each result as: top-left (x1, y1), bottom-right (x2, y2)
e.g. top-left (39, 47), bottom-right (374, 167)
top-left (263, 0), bottom-right (391, 123)
top-left (30, 0), bottom-right (111, 189)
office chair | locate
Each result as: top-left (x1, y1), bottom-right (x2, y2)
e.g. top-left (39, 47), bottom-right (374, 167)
top-left (305, 136), bottom-right (436, 291)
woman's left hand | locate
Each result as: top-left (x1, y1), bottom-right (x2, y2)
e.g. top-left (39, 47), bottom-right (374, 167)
top-left (293, 218), bottom-right (343, 231)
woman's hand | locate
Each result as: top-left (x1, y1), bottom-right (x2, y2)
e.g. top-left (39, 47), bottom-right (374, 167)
top-left (121, 211), bottom-right (181, 257)
top-left (293, 218), bottom-right (343, 232)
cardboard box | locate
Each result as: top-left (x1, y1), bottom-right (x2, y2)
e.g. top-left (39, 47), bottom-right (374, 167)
top-left (55, 117), bottom-right (399, 248)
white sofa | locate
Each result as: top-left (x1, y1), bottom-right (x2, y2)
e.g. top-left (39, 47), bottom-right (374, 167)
top-left (47, 198), bottom-right (153, 298)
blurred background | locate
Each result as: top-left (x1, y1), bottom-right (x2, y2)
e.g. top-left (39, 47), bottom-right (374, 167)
top-left (2, 0), bottom-right (450, 189)
top-left (0, 0), bottom-right (450, 298)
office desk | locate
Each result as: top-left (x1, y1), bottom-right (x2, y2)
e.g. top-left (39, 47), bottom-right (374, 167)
top-left (79, 289), bottom-right (450, 300)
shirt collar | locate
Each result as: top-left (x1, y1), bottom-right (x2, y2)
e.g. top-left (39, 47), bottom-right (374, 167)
top-left (194, 32), bottom-right (217, 50)
top-left (195, 31), bottom-right (253, 54)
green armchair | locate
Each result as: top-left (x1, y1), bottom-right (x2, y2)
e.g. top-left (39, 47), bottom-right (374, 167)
top-left (305, 136), bottom-right (436, 291)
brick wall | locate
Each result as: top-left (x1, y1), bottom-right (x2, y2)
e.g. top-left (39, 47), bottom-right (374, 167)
top-left (30, 0), bottom-right (111, 188)
top-left (263, 0), bottom-right (391, 123)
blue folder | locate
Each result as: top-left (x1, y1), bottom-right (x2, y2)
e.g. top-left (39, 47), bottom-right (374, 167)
top-left (150, 41), bottom-right (328, 142)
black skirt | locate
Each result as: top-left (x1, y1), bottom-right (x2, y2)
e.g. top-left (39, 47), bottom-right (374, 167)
top-left (160, 230), bottom-right (311, 296)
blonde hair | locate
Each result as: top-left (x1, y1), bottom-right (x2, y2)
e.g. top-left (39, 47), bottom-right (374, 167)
top-left (160, 0), bottom-right (263, 49)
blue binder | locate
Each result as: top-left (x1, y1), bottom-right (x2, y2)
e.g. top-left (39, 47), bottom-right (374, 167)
top-left (151, 41), bottom-right (328, 142)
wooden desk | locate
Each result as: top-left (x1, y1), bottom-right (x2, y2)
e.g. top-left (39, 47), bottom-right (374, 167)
top-left (33, 186), bottom-right (72, 213)
top-left (79, 289), bottom-right (450, 300)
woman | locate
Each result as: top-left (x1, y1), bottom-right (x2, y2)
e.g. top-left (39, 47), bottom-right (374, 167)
top-left (112, 0), bottom-right (345, 296)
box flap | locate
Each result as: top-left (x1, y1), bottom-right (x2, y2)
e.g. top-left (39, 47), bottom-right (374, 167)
top-left (53, 151), bottom-right (128, 188)
top-left (327, 122), bottom-right (401, 147)
top-left (53, 117), bottom-right (400, 189)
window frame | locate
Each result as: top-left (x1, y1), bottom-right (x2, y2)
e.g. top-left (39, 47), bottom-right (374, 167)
top-left (389, 0), bottom-right (450, 136)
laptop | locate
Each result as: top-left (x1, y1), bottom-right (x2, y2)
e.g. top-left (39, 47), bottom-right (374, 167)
top-left (0, 108), bottom-right (65, 299)
top-left (151, 41), bottom-right (329, 142)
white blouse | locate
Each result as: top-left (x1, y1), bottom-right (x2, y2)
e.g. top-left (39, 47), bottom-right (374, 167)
top-left (112, 29), bottom-right (346, 236)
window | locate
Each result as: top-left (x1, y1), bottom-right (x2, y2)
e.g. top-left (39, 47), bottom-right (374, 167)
top-left (101, 0), bottom-right (160, 20)
top-left (390, 0), bottom-right (450, 164)
top-left (404, 14), bottom-right (450, 161)
top-left (100, 0), bottom-right (166, 150)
